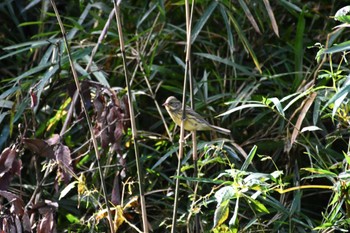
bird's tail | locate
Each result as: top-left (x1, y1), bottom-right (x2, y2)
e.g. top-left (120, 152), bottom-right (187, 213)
top-left (210, 125), bottom-right (231, 135)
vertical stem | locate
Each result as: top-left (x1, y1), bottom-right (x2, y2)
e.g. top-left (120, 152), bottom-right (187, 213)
top-left (171, 152), bottom-right (182, 233)
top-left (187, 0), bottom-right (200, 232)
top-left (49, 1), bottom-right (114, 232)
top-left (172, 0), bottom-right (194, 232)
top-left (113, 1), bottom-right (148, 232)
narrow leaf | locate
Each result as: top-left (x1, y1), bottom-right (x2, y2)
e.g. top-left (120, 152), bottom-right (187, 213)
top-left (59, 181), bottom-right (77, 200)
top-left (227, 13), bottom-right (262, 73)
top-left (263, 0), bottom-right (279, 37)
top-left (229, 197), bottom-right (240, 228)
top-left (293, 10), bottom-right (305, 90)
top-left (191, 1), bottom-right (218, 43)
top-left (195, 53), bottom-right (254, 75)
top-left (300, 126), bottom-right (322, 133)
top-left (268, 97), bottom-right (284, 117)
top-left (238, 0), bottom-right (261, 34)
top-left (217, 103), bottom-right (266, 117)
top-left (241, 145), bottom-right (257, 171)
top-left (323, 40), bottom-right (350, 54)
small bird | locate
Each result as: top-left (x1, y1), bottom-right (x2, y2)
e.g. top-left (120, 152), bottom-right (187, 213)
top-left (163, 96), bottom-right (231, 135)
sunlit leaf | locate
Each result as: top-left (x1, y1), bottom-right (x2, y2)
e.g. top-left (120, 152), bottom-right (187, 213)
top-left (191, 1), bottom-right (218, 43)
top-left (300, 126), bottom-right (322, 133)
top-left (65, 213), bottom-right (80, 224)
top-left (241, 145), bottom-right (257, 171)
top-left (268, 97), bottom-right (284, 117)
top-left (301, 168), bottom-right (337, 177)
top-left (334, 6), bottom-right (350, 23)
top-left (59, 181), bottom-right (77, 200)
top-left (248, 196), bottom-right (269, 213)
top-left (217, 103), bottom-right (266, 117)
top-left (213, 199), bottom-right (230, 228)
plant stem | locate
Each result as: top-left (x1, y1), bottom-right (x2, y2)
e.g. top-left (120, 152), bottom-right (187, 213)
top-left (49, 1), bottom-right (114, 232)
top-left (113, 1), bottom-right (149, 232)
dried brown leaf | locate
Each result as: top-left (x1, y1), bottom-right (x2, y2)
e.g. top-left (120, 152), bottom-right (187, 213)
top-left (46, 134), bottom-right (60, 146)
top-left (263, 0), bottom-right (279, 37)
top-left (55, 145), bottom-right (72, 183)
top-left (0, 148), bottom-right (16, 176)
top-left (287, 92), bottom-right (317, 152)
top-left (0, 148), bottom-right (21, 190)
top-left (37, 211), bottom-right (56, 233)
top-left (23, 138), bottom-right (55, 159)
top-left (0, 190), bottom-right (24, 216)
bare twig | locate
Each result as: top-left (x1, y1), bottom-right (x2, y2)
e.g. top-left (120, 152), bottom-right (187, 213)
top-left (113, 1), bottom-right (149, 232)
top-left (171, 0), bottom-right (193, 232)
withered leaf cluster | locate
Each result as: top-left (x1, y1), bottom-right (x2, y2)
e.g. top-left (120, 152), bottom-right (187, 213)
top-left (93, 85), bottom-right (130, 154)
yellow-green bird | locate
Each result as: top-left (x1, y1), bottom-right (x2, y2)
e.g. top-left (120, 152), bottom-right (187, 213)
top-left (163, 96), bottom-right (231, 135)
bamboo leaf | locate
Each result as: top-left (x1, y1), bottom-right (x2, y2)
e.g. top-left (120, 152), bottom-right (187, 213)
top-left (241, 145), bottom-right (257, 171)
top-left (217, 103), bottom-right (266, 117)
top-left (194, 53), bottom-right (254, 75)
top-left (238, 0), bottom-right (261, 34)
top-left (226, 12), bottom-right (262, 73)
top-left (263, 0), bottom-right (279, 37)
top-left (293, 9), bottom-right (305, 90)
top-left (191, 1), bottom-right (218, 44)
top-left (322, 40), bottom-right (350, 54)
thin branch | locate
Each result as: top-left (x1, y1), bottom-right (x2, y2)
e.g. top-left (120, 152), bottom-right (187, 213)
top-left (113, 1), bottom-right (149, 232)
top-left (171, 0), bottom-right (193, 232)
top-left (49, 1), bottom-right (114, 232)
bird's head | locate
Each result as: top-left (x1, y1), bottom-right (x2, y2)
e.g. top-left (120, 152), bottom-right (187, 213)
top-left (163, 96), bottom-right (182, 111)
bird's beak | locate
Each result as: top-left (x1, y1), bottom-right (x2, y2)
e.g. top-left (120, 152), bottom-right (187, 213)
top-left (162, 102), bottom-right (168, 106)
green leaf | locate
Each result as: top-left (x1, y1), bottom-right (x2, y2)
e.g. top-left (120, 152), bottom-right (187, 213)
top-left (219, 5), bottom-right (234, 53)
top-left (0, 100), bottom-right (14, 109)
top-left (194, 53), bottom-right (254, 75)
top-left (137, 2), bottom-right (158, 28)
top-left (246, 196), bottom-right (270, 213)
top-left (226, 11), bottom-right (262, 73)
top-left (334, 6), bottom-right (350, 23)
top-left (76, 58), bottom-right (110, 87)
top-left (66, 213), bottom-right (80, 223)
top-left (241, 145), bottom-right (257, 171)
top-left (213, 199), bottom-right (230, 228)
top-left (343, 152), bottom-right (350, 165)
top-left (267, 97), bottom-right (284, 117)
top-left (229, 197), bottom-right (240, 229)
top-left (12, 63), bottom-right (52, 83)
top-left (215, 186), bottom-right (235, 204)
top-left (322, 40), bottom-right (350, 54)
top-left (191, 1), bottom-right (218, 44)
top-left (293, 9), bottom-right (305, 90)
top-left (301, 168), bottom-right (337, 177)
top-left (322, 77), bottom-right (350, 115)
top-left (3, 39), bottom-right (59, 51)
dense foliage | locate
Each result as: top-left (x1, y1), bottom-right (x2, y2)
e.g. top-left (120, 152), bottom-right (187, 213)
top-left (1, 0), bottom-right (350, 232)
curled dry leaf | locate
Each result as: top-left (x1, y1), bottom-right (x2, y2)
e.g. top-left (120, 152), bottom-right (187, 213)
top-left (32, 200), bottom-right (58, 233)
top-left (55, 144), bottom-right (72, 184)
top-left (0, 190), bottom-right (25, 216)
top-left (22, 138), bottom-right (55, 159)
top-left (92, 87), bottom-right (130, 153)
top-left (46, 134), bottom-right (60, 146)
top-left (0, 148), bottom-right (21, 191)
top-left (0, 147), bottom-right (16, 176)
top-left (30, 88), bottom-right (38, 109)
